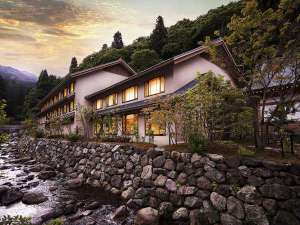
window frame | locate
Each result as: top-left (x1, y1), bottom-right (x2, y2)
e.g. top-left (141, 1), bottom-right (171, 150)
top-left (106, 93), bottom-right (118, 107)
top-left (95, 99), bottom-right (103, 110)
top-left (145, 115), bottom-right (166, 136)
top-left (144, 76), bottom-right (165, 97)
top-left (122, 114), bottom-right (138, 135)
top-left (122, 86), bottom-right (138, 103)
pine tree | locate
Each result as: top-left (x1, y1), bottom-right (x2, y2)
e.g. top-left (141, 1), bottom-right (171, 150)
top-left (0, 76), bottom-right (6, 100)
top-left (69, 57), bottom-right (78, 73)
top-left (111, 31), bottom-right (124, 49)
top-left (102, 44), bottom-right (108, 51)
top-left (150, 16), bottom-right (168, 55)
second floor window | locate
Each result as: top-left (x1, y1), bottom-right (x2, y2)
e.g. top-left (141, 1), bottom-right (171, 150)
top-left (145, 76), bottom-right (165, 96)
top-left (107, 93), bottom-right (117, 106)
top-left (95, 99), bottom-right (103, 110)
top-left (123, 86), bottom-right (138, 102)
top-left (70, 82), bottom-right (75, 93)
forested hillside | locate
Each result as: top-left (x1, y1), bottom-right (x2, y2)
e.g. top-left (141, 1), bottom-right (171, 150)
top-left (72, 1), bottom-right (243, 73)
top-left (0, 66), bottom-right (37, 121)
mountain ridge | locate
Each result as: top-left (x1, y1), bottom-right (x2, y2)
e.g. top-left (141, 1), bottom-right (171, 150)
top-left (0, 65), bottom-right (37, 83)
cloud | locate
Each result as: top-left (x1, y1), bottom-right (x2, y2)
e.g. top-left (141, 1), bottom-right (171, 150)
top-left (0, 0), bottom-right (115, 27)
top-left (0, 26), bottom-right (36, 42)
top-left (42, 28), bottom-right (78, 37)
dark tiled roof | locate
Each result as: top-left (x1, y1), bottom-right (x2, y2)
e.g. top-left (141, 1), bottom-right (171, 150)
top-left (96, 80), bottom-right (198, 116)
top-left (174, 79), bottom-right (197, 94)
top-left (95, 99), bottom-right (152, 115)
top-left (38, 59), bottom-right (135, 107)
top-left (85, 38), bottom-right (233, 101)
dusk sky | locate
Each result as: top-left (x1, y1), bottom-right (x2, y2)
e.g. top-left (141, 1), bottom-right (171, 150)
top-left (0, 0), bottom-right (234, 77)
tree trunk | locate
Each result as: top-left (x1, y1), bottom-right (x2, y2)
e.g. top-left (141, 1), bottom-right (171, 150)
top-left (280, 138), bottom-right (285, 157)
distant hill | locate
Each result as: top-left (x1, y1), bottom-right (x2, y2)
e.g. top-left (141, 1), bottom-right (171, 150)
top-left (0, 65), bottom-right (37, 121)
top-left (0, 65), bottom-right (37, 83)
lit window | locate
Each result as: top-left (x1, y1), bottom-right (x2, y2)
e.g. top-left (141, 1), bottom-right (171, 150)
top-left (95, 99), bottom-right (103, 110)
top-left (105, 117), bottom-right (118, 135)
top-left (64, 88), bottom-right (68, 97)
top-left (94, 121), bottom-right (102, 135)
top-left (70, 100), bottom-right (75, 111)
top-left (107, 93), bottom-right (117, 106)
top-left (145, 116), bottom-right (166, 135)
top-left (145, 76), bottom-right (165, 96)
top-left (70, 82), bottom-right (75, 93)
top-left (123, 114), bottom-right (138, 135)
top-left (123, 86), bottom-right (138, 102)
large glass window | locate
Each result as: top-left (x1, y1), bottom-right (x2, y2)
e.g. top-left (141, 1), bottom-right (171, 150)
top-left (145, 116), bottom-right (166, 136)
top-left (145, 76), bottom-right (165, 96)
top-left (123, 86), bottom-right (138, 102)
top-left (107, 93), bottom-right (118, 106)
top-left (94, 121), bottom-right (102, 135)
top-left (123, 114), bottom-right (138, 135)
top-left (105, 117), bottom-right (118, 135)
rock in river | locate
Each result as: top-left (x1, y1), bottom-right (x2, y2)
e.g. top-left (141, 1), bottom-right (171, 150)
top-left (22, 191), bottom-right (48, 204)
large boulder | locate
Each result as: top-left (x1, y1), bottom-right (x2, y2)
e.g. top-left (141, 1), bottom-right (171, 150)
top-left (259, 184), bottom-right (290, 200)
top-left (210, 192), bottom-right (226, 212)
top-left (245, 204), bottom-right (269, 225)
top-left (66, 178), bottom-right (83, 189)
top-left (221, 213), bottom-right (243, 225)
top-left (112, 205), bottom-right (128, 220)
top-left (38, 170), bottom-right (56, 180)
top-left (0, 187), bottom-right (23, 206)
top-left (237, 185), bottom-right (262, 204)
top-left (134, 207), bottom-right (159, 225)
top-left (22, 191), bottom-right (48, 205)
top-left (227, 196), bottom-right (244, 219)
top-left (154, 175), bottom-right (167, 187)
top-left (172, 207), bottom-right (189, 220)
top-left (141, 165), bottom-right (152, 180)
top-left (273, 210), bottom-right (300, 225)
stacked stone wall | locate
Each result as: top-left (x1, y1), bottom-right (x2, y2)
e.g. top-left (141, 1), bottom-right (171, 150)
top-left (18, 137), bottom-right (300, 225)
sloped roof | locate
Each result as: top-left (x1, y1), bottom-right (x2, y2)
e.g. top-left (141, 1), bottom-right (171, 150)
top-left (85, 38), bottom-right (240, 100)
top-left (38, 59), bottom-right (135, 107)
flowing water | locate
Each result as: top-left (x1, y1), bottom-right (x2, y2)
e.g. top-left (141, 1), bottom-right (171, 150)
top-left (0, 141), bottom-right (132, 225)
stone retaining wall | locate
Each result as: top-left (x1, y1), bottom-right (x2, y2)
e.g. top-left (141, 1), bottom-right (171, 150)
top-left (17, 137), bottom-right (300, 225)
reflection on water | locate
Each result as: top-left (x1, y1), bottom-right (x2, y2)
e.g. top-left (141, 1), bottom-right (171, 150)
top-left (0, 143), bottom-right (124, 224)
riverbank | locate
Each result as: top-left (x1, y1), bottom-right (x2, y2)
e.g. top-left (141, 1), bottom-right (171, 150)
top-left (0, 135), bottom-right (131, 225)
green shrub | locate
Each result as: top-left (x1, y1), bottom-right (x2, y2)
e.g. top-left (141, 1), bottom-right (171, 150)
top-left (0, 215), bottom-right (31, 225)
top-left (188, 133), bottom-right (207, 153)
top-left (66, 133), bottom-right (82, 142)
top-left (0, 133), bottom-right (9, 144)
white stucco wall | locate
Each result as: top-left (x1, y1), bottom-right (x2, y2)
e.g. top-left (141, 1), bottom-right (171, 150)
top-left (75, 71), bottom-right (129, 107)
top-left (169, 56), bottom-right (233, 93)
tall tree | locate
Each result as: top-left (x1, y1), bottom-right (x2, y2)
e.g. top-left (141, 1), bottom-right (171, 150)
top-left (102, 44), bottom-right (108, 51)
top-left (150, 16), bottom-right (168, 55)
top-left (23, 70), bottom-right (61, 118)
top-left (226, 0), bottom-right (300, 151)
top-left (130, 49), bottom-right (161, 72)
top-left (69, 57), bottom-right (78, 73)
top-left (0, 76), bottom-right (6, 100)
top-left (111, 31), bottom-right (124, 49)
